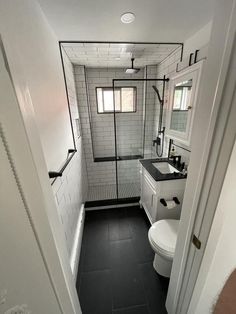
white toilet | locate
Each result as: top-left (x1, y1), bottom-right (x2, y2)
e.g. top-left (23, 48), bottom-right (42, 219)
top-left (148, 219), bottom-right (179, 277)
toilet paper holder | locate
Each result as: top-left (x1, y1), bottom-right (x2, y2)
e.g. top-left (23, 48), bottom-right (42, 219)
top-left (160, 197), bottom-right (180, 207)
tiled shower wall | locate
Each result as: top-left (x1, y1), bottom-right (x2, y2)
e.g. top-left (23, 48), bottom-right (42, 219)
top-left (74, 65), bottom-right (158, 199)
top-left (74, 65), bottom-right (117, 187)
top-left (144, 65), bottom-right (158, 158)
top-left (151, 47), bottom-right (191, 164)
top-left (86, 67), bottom-right (145, 158)
top-left (75, 66), bottom-right (153, 186)
top-left (51, 50), bottom-right (88, 256)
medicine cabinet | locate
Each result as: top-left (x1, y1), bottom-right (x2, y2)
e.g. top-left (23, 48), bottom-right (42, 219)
top-left (166, 61), bottom-right (204, 146)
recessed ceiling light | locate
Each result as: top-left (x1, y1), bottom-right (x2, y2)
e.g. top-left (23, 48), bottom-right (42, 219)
top-left (121, 12), bottom-right (135, 24)
top-left (115, 57), bottom-right (121, 60)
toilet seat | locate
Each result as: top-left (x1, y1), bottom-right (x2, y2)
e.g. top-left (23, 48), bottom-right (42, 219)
top-left (148, 220), bottom-right (179, 259)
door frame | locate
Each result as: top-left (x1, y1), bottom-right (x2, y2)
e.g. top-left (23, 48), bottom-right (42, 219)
top-left (186, 51), bottom-right (236, 313)
top-left (166, 0), bottom-right (236, 313)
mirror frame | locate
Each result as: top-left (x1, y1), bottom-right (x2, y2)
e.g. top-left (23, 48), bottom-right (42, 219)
top-left (166, 61), bottom-right (204, 147)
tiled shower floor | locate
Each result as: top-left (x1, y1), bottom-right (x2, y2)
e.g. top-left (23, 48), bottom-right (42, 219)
top-left (76, 206), bottom-right (169, 314)
top-left (87, 183), bottom-right (140, 201)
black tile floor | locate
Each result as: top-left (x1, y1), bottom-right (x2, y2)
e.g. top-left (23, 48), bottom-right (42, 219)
top-left (76, 206), bottom-right (169, 314)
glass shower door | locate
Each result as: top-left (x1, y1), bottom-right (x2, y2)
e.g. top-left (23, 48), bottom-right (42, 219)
top-left (113, 77), bottom-right (165, 200)
top-left (113, 79), bottom-right (145, 199)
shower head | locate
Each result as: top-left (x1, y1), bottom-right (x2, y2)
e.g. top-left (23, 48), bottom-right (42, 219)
top-left (125, 58), bottom-right (140, 74)
top-left (152, 85), bottom-right (163, 105)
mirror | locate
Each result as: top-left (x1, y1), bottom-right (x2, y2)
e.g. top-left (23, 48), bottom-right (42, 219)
top-left (170, 79), bottom-right (193, 132)
top-left (166, 61), bottom-right (204, 147)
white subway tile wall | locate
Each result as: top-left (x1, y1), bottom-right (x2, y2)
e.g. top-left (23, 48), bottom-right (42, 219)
top-left (86, 67), bottom-right (144, 158)
top-left (74, 65), bottom-right (116, 188)
top-left (74, 66), bottom-right (158, 199)
top-left (51, 50), bottom-right (88, 257)
top-left (152, 47), bottom-right (191, 164)
top-left (144, 65), bottom-right (158, 158)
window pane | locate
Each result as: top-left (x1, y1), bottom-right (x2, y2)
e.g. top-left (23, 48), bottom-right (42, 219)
top-left (181, 86), bottom-right (191, 110)
top-left (97, 88), bottom-right (103, 113)
top-left (97, 87), bottom-right (135, 113)
top-left (173, 79), bottom-right (192, 111)
top-left (173, 89), bottom-right (182, 109)
top-left (102, 89), bottom-right (121, 112)
top-left (103, 89), bottom-right (114, 111)
top-left (121, 88), bottom-right (135, 112)
top-left (114, 90), bottom-right (121, 111)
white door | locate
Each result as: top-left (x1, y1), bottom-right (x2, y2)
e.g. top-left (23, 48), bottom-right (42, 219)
top-left (178, 38), bottom-right (236, 314)
top-left (166, 1), bottom-right (236, 313)
top-left (0, 48), bottom-right (62, 313)
top-left (0, 38), bottom-right (81, 313)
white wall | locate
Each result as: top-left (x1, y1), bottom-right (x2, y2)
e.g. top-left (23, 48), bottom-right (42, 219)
top-left (0, 0), bottom-right (74, 172)
top-left (183, 21), bottom-right (213, 58)
top-left (52, 50), bottom-right (88, 259)
top-left (188, 141), bottom-right (236, 313)
top-left (0, 0), bottom-right (88, 267)
top-left (0, 38), bottom-right (81, 313)
top-left (0, 0), bottom-right (83, 312)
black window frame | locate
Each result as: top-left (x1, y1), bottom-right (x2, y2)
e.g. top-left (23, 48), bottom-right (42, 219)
top-left (96, 86), bottom-right (137, 114)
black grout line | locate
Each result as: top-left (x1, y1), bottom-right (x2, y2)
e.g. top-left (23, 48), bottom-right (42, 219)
top-left (79, 268), bottom-right (111, 275)
top-left (112, 304), bottom-right (147, 313)
top-left (137, 262), bottom-right (152, 314)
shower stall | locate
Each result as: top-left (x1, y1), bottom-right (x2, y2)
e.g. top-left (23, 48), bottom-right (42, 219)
top-left (86, 72), bottom-right (168, 204)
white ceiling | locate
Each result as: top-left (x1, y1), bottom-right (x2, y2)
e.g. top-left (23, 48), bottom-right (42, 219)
top-left (62, 43), bottom-right (181, 67)
top-left (37, 0), bottom-right (215, 43)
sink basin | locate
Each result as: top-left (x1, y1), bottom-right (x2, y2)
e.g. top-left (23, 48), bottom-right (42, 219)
top-left (152, 162), bottom-right (179, 174)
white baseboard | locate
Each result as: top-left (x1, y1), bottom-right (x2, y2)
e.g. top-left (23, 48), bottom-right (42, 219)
top-left (70, 204), bottom-right (85, 280)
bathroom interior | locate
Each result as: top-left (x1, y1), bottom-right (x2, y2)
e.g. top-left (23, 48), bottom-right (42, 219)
top-left (57, 41), bottom-right (204, 313)
top-left (1, 1), bottom-right (235, 313)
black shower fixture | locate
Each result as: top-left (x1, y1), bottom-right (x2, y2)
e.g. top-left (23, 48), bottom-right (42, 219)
top-left (125, 58), bottom-right (140, 74)
top-left (152, 80), bottom-right (166, 157)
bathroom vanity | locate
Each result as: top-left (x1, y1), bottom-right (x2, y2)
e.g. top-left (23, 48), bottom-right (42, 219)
top-left (140, 63), bottom-right (204, 224)
top-left (140, 159), bottom-right (187, 224)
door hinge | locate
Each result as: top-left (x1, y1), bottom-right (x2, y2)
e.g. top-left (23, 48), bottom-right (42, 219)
top-left (192, 234), bottom-right (201, 250)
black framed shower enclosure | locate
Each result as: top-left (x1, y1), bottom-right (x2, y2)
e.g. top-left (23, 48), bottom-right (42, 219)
top-left (112, 77), bottom-right (169, 202)
top-left (58, 41), bottom-right (180, 205)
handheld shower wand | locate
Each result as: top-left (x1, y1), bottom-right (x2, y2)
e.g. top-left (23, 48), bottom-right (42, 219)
top-left (152, 77), bottom-right (166, 157)
top-left (152, 85), bottom-right (162, 105)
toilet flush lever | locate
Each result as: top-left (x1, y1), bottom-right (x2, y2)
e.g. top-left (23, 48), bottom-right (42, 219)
top-left (192, 234), bottom-right (201, 250)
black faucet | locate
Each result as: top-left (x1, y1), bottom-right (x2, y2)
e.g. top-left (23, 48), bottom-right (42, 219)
top-left (169, 155), bottom-right (181, 167)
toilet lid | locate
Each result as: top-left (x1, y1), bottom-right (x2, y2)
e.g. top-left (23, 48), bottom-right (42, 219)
top-left (149, 220), bottom-right (179, 256)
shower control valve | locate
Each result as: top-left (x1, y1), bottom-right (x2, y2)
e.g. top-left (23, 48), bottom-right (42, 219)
top-left (153, 137), bottom-right (161, 146)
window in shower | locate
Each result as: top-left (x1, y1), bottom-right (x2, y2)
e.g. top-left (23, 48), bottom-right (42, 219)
top-left (96, 87), bottom-right (136, 113)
